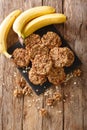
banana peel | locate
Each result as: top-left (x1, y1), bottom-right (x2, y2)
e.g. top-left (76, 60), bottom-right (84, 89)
top-left (22, 13), bottom-right (66, 39)
top-left (0, 10), bottom-right (22, 58)
top-left (13, 6), bottom-right (55, 38)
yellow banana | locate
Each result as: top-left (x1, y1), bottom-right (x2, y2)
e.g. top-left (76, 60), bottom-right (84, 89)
top-left (22, 13), bottom-right (66, 38)
top-left (13, 6), bottom-right (55, 38)
top-left (0, 10), bottom-right (22, 58)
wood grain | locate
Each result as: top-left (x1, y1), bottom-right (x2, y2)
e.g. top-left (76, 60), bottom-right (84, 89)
top-left (42, 1), bottom-right (64, 130)
top-left (0, 0), bottom-right (87, 130)
top-left (0, 1), bottom-right (24, 130)
top-left (22, 1), bottom-right (43, 130)
top-left (63, 0), bottom-right (87, 130)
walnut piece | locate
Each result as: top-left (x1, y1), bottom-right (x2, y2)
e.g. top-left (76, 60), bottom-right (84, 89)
top-left (53, 92), bottom-right (62, 101)
top-left (73, 69), bottom-right (81, 77)
top-left (39, 108), bottom-right (48, 116)
top-left (46, 98), bottom-right (55, 106)
top-left (22, 85), bottom-right (32, 96)
top-left (13, 89), bottom-right (23, 98)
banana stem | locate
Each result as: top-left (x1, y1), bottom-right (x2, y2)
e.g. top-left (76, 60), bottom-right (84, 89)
top-left (4, 51), bottom-right (12, 58)
top-left (19, 37), bottom-right (24, 46)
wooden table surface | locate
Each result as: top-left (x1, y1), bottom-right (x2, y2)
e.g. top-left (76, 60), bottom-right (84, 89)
top-left (0, 0), bottom-right (87, 130)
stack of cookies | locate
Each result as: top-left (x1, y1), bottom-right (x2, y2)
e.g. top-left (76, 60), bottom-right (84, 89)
top-left (12, 32), bottom-right (74, 85)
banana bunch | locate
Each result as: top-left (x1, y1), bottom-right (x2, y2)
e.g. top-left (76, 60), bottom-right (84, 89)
top-left (0, 6), bottom-right (66, 58)
top-left (13, 6), bottom-right (66, 39)
top-left (13, 6), bottom-right (55, 38)
top-left (0, 10), bottom-right (22, 58)
top-left (22, 13), bottom-right (66, 38)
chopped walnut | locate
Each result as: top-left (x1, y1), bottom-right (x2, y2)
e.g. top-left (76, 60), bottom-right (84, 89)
top-left (53, 92), bottom-right (62, 101)
top-left (15, 76), bottom-right (26, 89)
top-left (46, 98), bottom-right (55, 106)
top-left (73, 69), bottom-right (81, 77)
top-left (19, 78), bottom-right (26, 89)
top-left (13, 89), bottom-right (23, 98)
top-left (39, 108), bottom-right (48, 116)
top-left (22, 85), bottom-right (32, 96)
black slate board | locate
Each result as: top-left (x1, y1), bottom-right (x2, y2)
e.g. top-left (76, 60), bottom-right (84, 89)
top-left (8, 25), bottom-right (81, 95)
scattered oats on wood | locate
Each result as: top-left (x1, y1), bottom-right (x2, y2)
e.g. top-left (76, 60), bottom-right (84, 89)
top-left (51, 106), bottom-right (54, 108)
top-left (37, 107), bottom-right (40, 110)
top-left (57, 110), bottom-right (62, 113)
top-left (13, 72), bottom-right (17, 77)
top-left (46, 98), bottom-right (55, 106)
top-left (32, 99), bottom-right (35, 102)
top-left (28, 104), bottom-right (32, 107)
top-left (74, 82), bottom-right (77, 85)
top-left (63, 99), bottom-right (66, 102)
top-left (65, 94), bottom-right (68, 97)
top-left (2, 83), bottom-right (5, 86)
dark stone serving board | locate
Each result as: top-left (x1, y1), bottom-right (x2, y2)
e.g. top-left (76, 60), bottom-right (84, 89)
top-left (8, 25), bottom-right (81, 95)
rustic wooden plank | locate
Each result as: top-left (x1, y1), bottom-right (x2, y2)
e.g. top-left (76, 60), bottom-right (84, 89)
top-left (23, 94), bottom-right (43, 130)
top-left (42, 0), bottom-right (62, 12)
top-left (0, 1), bottom-right (4, 129)
top-left (12, 71), bottom-right (24, 130)
top-left (0, 55), bottom-right (4, 130)
top-left (0, 0), bottom-right (25, 130)
top-left (42, 87), bottom-right (63, 130)
top-left (42, 1), bottom-right (63, 130)
top-left (22, 1), bottom-right (43, 130)
top-left (2, 58), bottom-right (23, 130)
top-left (43, 0), bottom-right (64, 35)
top-left (23, 0), bottom-right (42, 10)
top-left (63, 77), bottom-right (83, 130)
top-left (82, 71), bottom-right (87, 130)
top-left (63, 0), bottom-right (87, 130)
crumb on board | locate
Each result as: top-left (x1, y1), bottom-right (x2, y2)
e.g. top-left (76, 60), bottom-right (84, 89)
top-left (73, 69), bottom-right (81, 77)
top-left (22, 85), bottom-right (32, 96)
top-left (13, 89), bottom-right (23, 98)
top-left (53, 92), bottom-right (62, 101)
top-left (14, 75), bottom-right (32, 97)
top-left (74, 82), bottom-right (77, 85)
top-left (46, 98), bottom-right (55, 106)
top-left (39, 108), bottom-right (48, 116)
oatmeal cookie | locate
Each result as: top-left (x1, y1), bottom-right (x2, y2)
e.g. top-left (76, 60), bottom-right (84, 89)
top-left (29, 68), bottom-right (46, 85)
top-left (41, 31), bottom-right (62, 49)
top-left (25, 33), bottom-right (41, 49)
top-left (47, 67), bottom-right (66, 85)
top-left (29, 44), bottom-right (49, 61)
top-left (50, 47), bottom-right (74, 67)
top-left (12, 48), bottom-right (30, 67)
top-left (32, 54), bottom-right (52, 75)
